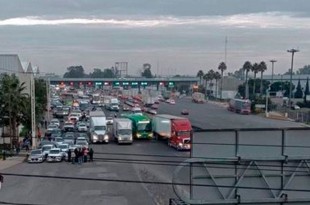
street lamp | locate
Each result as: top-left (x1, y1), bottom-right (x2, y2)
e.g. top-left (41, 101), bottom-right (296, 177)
top-left (287, 49), bottom-right (299, 110)
top-left (270, 59), bottom-right (277, 84)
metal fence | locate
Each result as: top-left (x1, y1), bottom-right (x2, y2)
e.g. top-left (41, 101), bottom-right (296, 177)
top-left (171, 127), bottom-right (310, 205)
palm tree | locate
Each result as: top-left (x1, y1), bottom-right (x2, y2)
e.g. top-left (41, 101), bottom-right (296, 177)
top-left (251, 63), bottom-right (259, 96)
top-left (214, 71), bottom-right (221, 98)
top-left (218, 62), bottom-right (227, 99)
top-left (203, 73), bottom-right (209, 93)
top-left (258, 61), bottom-right (267, 95)
top-left (196, 70), bottom-right (204, 86)
top-left (0, 74), bottom-right (28, 147)
top-left (242, 61), bottom-right (252, 99)
top-left (207, 70), bottom-right (215, 97)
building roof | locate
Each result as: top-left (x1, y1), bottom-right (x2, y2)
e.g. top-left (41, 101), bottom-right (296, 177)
top-left (0, 54), bottom-right (25, 74)
top-left (21, 61), bottom-right (34, 73)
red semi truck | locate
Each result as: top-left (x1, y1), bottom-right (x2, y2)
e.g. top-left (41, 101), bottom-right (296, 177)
top-left (152, 114), bottom-right (192, 151)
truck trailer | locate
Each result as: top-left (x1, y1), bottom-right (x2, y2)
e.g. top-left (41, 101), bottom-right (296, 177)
top-left (152, 114), bottom-right (192, 150)
top-left (113, 118), bottom-right (133, 144)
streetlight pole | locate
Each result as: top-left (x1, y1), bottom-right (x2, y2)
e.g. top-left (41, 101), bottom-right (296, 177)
top-left (270, 59), bottom-right (277, 84)
top-left (287, 49), bottom-right (299, 110)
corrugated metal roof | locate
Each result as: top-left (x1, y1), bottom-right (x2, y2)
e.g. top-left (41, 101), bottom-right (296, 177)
top-left (0, 54), bottom-right (25, 73)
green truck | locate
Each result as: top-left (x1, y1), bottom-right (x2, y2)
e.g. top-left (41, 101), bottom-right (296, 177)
top-left (123, 114), bottom-right (153, 139)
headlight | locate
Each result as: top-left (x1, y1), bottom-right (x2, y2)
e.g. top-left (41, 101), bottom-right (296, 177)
top-left (104, 135), bottom-right (109, 140)
top-left (178, 142), bottom-right (183, 147)
top-left (148, 133), bottom-right (153, 137)
top-left (93, 134), bottom-right (98, 140)
top-left (137, 134), bottom-right (141, 137)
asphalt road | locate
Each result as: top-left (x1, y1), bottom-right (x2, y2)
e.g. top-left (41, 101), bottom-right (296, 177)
top-left (0, 139), bottom-right (189, 205)
top-left (0, 100), bottom-right (303, 205)
top-left (157, 98), bottom-right (302, 129)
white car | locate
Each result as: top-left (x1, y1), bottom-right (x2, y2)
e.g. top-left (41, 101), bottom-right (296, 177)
top-left (50, 119), bottom-right (60, 127)
top-left (77, 123), bottom-right (88, 132)
top-left (54, 137), bottom-right (64, 146)
top-left (68, 113), bottom-right (80, 122)
top-left (106, 117), bottom-right (113, 125)
top-left (42, 144), bottom-right (55, 158)
top-left (75, 141), bottom-right (89, 149)
top-left (76, 136), bottom-right (88, 143)
top-left (28, 149), bottom-right (45, 163)
top-left (63, 122), bottom-right (75, 132)
top-left (47, 124), bottom-right (58, 132)
top-left (169, 99), bottom-right (176, 104)
top-left (58, 144), bottom-right (69, 159)
top-left (47, 148), bottom-right (64, 162)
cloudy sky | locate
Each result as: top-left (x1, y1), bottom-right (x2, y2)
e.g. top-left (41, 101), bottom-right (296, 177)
top-left (0, 0), bottom-right (310, 76)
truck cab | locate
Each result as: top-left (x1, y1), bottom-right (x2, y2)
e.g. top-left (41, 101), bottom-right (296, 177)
top-left (113, 118), bottom-right (133, 144)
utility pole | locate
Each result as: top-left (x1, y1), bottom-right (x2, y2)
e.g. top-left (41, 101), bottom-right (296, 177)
top-left (30, 73), bottom-right (36, 149)
top-left (270, 59), bottom-right (277, 84)
top-left (46, 78), bottom-right (50, 121)
top-left (287, 49), bottom-right (299, 111)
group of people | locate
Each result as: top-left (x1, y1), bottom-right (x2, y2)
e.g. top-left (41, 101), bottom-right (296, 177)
top-left (68, 147), bottom-right (94, 164)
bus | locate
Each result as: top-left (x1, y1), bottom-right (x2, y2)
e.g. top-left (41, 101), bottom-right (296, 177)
top-left (125, 114), bottom-right (153, 139)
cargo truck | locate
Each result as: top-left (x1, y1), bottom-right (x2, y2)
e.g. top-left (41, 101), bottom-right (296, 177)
top-left (125, 114), bottom-right (153, 139)
top-left (113, 118), bottom-right (133, 144)
top-left (152, 114), bottom-right (192, 150)
top-left (89, 110), bottom-right (109, 143)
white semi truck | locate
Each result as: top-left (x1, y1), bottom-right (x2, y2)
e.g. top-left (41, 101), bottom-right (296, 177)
top-left (89, 110), bottom-right (109, 143)
top-left (113, 118), bottom-right (133, 144)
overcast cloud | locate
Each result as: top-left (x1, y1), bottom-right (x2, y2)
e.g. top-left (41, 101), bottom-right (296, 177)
top-left (0, 0), bottom-right (310, 76)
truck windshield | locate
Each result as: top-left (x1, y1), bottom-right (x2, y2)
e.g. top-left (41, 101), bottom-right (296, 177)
top-left (94, 126), bottom-right (106, 131)
top-left (119, 129), bottom-right (132, 135)
top-left (137, 123), bottom-right (151, 131)
top-left (177, 131), bottom-right (191, 136)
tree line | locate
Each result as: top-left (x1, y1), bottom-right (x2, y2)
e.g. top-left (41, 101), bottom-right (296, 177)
top-left (0, 74), bottom-right (47, 147)
top-left (63, 65), bottom-right (154, 78)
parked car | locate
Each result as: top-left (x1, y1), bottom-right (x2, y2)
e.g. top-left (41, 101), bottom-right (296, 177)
top-left (46, 148), bottom-right (64, 162)
top-left (54, 137), bottom-right (64, 146)
top-left (77, 122), bottom-right (88, 132)
top-left (75, 141), bottom-right (89, 149)
top-left (28, 149), bottom-right (45, 163)
top-left (106, 116), bottom-right (114, 125)
top-left (50, 119), bottom-right (60, 127)
top-left (63, 121), bottom-right (75, 132)
top-left (58, 144), bottom-right (69, 159)
top-left (42, 144), bottom-right (56, 158)
top-left (181, 109), bottom-right (189, 115)
top-left (76, 136), bottom-right (88, 144)
top-left (122, 105), bottom-right (130, 111)
top-left (63, 135), bottom-right (75, 146)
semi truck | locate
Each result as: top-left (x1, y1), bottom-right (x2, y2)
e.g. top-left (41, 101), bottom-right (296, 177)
top-left (89, 110), bottom-right (109, 143)
top-left (152, 114), bottom-right (192, 150)
top-left (192, 92), bottom-right (206, 103)
top-left (113, 118), bottom-right (133, 144)
top-left (125, 114), bottom-right (153, 139)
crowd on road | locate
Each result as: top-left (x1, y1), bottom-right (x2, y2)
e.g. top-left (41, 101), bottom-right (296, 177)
top-left (69, 147), bottom-right (94, 164)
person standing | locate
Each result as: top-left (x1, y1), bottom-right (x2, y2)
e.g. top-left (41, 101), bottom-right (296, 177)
top-left (89, 148), bottom-right (94, 162)
top-left (67, 149), bottom-right (71, 162)
top-left (0, 174), bottom-right (3, 190)
top-left (78, 148), bottom-right (83, 165)
top-left (74, 148), bottom-right (78, 164)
